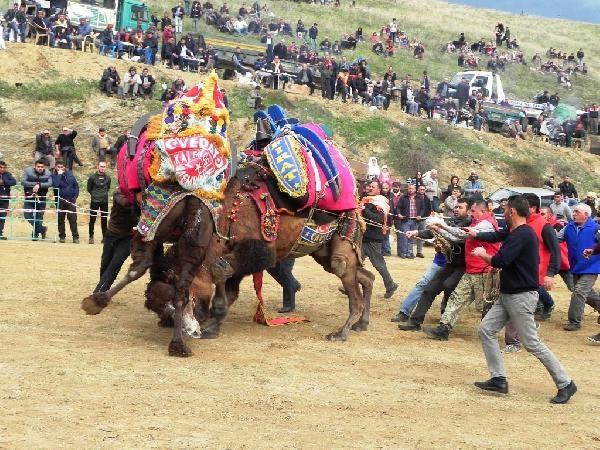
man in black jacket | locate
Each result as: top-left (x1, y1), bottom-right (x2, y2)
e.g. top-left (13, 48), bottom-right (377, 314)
top-left (100, 66), bottom-right (121, 96)
top-left (34, 130), bottom-right (56, 170)
top-left (296, 63), bottom-right (315, 95)
top-left (361, 180), bottom-right (398, 298)
top-left (456, 77), bottom-right (470, 109)
top-left (558, 175), bottom-right (578, 200)
top-left (55, 127), bottom-right (80, 171)
top-left (351, 72), bottom-right (371, 104)
top-left (52, 160), bottom-right (80, 244)
top-left (87, 162), bottom-right (111, 244)
top-left (396, 184), bottom-right (426, 258)
top-left (0, 161), bottom-right (17, 239)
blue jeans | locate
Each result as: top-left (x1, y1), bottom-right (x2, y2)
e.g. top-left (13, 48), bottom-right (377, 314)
top-left (538, 286), bottom-right (554, 309)
top-left (382, 235), bottom-right (391, 255)
top-left (144, 48), bottom-right (156, 65)
top-left (23, 197), bottom-right (46, 236)
top-left (400, 220), bottom-right (418, 256)
top-left (400, 262), bottom-right (444, 316)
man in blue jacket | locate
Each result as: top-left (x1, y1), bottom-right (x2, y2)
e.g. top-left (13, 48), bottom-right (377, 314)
top-left (558, 203), bottom-right (600, 331)
top-left (0, 161), bottom-right (17, 240)
top-left (52, 160), bottom-right (80, 243)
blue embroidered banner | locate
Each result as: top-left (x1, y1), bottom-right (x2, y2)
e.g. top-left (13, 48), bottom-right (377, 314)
top-left (264, 135), bottom-right (308, 198)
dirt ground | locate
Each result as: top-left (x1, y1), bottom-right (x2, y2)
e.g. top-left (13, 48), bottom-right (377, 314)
top-left (1, 236), bottom-right (600, 449)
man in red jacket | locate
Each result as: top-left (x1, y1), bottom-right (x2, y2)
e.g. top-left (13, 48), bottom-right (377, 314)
top-left (423, 200), bottom-right (500, 340)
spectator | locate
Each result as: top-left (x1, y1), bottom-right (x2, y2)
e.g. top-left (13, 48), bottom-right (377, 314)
top-left (140, 68), bottom-right (156, 99)
top-left (21, 160), bottom-right (52, 240)
top-left (444, 187), bottom-right (461, 215)
top-left (247, 85), bottom-right (264, 109)
top-left (97, 24), bottom-right (116, 54)
top-left (91, 128), bottom-right (113, 163)
top-left (361, 180), bottom-right (398, 298)
top-left (4, 3), bottom-right (27, 43)
top-left (396, 184), bottom-right (426, 258)
top-left (190, 1), bottom-right (201, 31)
top-left (0, 161), bottom-right (17, 240)
top-left (583, 192), bottom-right (598, 218)
top-left (415, 184), bottom-right (432, 257)
top-left (543, 175), bottom-right (557, 191)
top-left (558, 203), bottom-right (600, 331)
top-left (172, 3), bottom-right (185, 33)
top-left (100, 66), bottom-right (121, 96)
top-left (456, 77), bottom-right (470, 109)
top-left (437, 77), bottom-right (450, 99)
top-left (143, 31), bottom-right (159, 65)
top-left (161, 11), bottom-right (173, 31)
top-left (232, 46), bottom-right (250, 75)
top-left (123, 66), bottom-right (141, 97)
top-left (445, 175), bottom-right (461, 198)
top-left (73, 18), bottom-right (92, 50)
top-left (558, 175), bottom-right (578, 201)
top-left (296, 63), bottom-right (315, 95)
top-left (308, 23), bottom-right (318, 52)
top-left (422, 169), bottom-right (441, 212)
top-left (463, 171), bottom-right (484, 200)
top-left (31, 10), bottom-right (50, 45)
top-left (55, 127), bottom-right (80, 171)
top-left (34, 130), bottom-right (56, 170)
top-left (87, 161), bottom-right (111, 244)
top-left (576, 48), bottom-right (584, 65)
top-left (351, 72), bottom-right (371, 104)
top-left (52, 160), bottom-right (80, 244)
top-left (549, 194), bottom-right (573, 221)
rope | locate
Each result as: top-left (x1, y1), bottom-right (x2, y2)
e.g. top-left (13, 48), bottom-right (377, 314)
top-left (1, 194), bottom-right (110, 217)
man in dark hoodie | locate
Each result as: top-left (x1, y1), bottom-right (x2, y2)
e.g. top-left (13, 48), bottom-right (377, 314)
top-left (87, 161), bottom-right (111, 244)
top-left (52, 160), bottom-right (80, 243)
top-left (22, 160), bottom-right (53, 240)
top-left (0, 161), bottom-right (17, 240)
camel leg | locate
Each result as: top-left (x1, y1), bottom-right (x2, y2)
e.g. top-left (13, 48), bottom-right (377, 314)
top-left (81, 234), bottom-right (158, 315)
top-left (351, 267), bottom-right (375, 332)
top-left (326, 264), bottom-right (364, 341)
top-left (168, 198), bottom-right (212, 357)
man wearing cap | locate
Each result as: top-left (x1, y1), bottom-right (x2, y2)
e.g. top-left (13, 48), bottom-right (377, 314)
top-left (73, 18), bottom-right (92, 50)
top-left (463, 171), bottom-right (484, 200)
top-left (34, 130), bottom-right (56, 170)
top-left (0, 161), bottom-right (17, 240)
top-left (91, 128), bottom-right (113, 163)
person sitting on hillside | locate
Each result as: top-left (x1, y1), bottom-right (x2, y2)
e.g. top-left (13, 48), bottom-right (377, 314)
top-left (413, 41), bottom-right (425, 59)
top-left (320, 38), bottom-right (331, 52)
top-left (97, 24), bottom-right (116, 54)
top-left (296, 63), bottom-right (315, 95)
top-left (139, 68), bottom-right (156, 99)
top-left (50, 14), bottom-right (72, 48)
top-left (122, 67), bottom-right (141, 97)
top-left (30, 10), bottom-right (50, 45)
top-left (296, 19), bottom-right (306, 38)
top-left (352, 72), bottom-right (371, 104)
top-left (99, 66), bottom-right (121, 96)
top-left (72, 18), bottom-right (92, 50)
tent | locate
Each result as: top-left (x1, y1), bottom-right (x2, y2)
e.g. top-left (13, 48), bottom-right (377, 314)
top-left (553, 104), bottom-right (577, 123)
top-left (488, 186), bottom-right (556, 208)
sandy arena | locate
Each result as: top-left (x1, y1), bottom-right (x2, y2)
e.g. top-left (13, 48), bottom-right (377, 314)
top-left (1, 239), bottom-right (599, 448)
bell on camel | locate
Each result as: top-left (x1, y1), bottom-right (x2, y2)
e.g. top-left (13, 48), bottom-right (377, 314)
top-left (255, 118), bottom-right (272, 142)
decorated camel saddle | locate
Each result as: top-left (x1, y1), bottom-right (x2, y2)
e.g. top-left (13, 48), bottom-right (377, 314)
top-left (116, 73), bottom-right (234, 241)
top-left (240, 105), bottom-right (361, 258)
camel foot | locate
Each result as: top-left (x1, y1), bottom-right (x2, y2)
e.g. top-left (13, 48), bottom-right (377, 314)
top-left (81, 293), bottom-right (109, 315)
top-left (325, 330), bottom-right (348, 342)
top-left (158, 317), bottom-right (174, 328)
top-left (199, 326), bottom-right (221, 339)
top-left (168, 340), bottom-right (193, 357)
top-left (351, 320), bottom-right (369, 332)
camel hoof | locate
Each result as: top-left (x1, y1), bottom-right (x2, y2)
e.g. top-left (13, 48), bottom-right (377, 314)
top-left (168, 340), bottom-right (193, 357)
top-left (81, 294), bottom-right (108, 315)
top-left (325, 331), bottom-right (347, 342)
top-left (351, 321), bottom-right (369, 332)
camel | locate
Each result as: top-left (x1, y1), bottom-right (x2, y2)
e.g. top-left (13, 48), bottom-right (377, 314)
top-left (81, 74), bottom-right (234, 357)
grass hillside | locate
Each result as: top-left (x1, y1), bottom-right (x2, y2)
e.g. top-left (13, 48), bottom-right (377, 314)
top-left (143, 0), bottom-right (600, 106)
top-left (1, 45), bottom-right (599, 196)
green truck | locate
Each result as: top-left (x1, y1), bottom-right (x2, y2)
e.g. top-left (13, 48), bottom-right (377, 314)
top-left (66, 0), bottom-right (150, 31)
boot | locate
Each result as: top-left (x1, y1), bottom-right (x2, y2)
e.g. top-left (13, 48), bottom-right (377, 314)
top-left (474, 377), bottom-right (508, 394)
top-left (550, 381), bottom-right (577, 404)
top-left (423, 323), bottom-right (451, 341)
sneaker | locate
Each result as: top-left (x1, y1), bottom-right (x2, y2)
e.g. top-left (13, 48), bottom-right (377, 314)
top-left (89, 237), bottom-right (94, 244)
top-left (406, 254), bottom-right (415, 259)
top-left (416, 253), bottom-right (425, 258)
top-left (384, 283), bottom-right (399, 299)
top-left (474, 377), bottom-right (508, 394)
top-left (398, 321), bottom-right (421, 331)
top-left (73, 238), bottom-right (80, 244)
top-left (502, 343), bottom-right (522, 353)
top-left (423, 324), bottom-right (450, 341)
top-left (391, 312), bottom-right (409, 323)
top-left (563, 322), bottom-right (581, 331)
top-left (550, 380), bottom-right (577, 404)
top-left (587, 333), bottom-right (600, 345)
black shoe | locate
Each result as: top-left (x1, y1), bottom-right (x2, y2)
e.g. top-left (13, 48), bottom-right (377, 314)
top-left (277, 306), bottom-right (295, 314)
top-left (384, 283), bottom-right (399, 299)
top-left (0, 236), bottom-right (6, 241)
top-left (398, 321), bottom-right (421, 331)
top-left (474, 377), bottom-right (508, 394)
top-left (391, 312), bottom-right (409, 323)
top-left (423, 323), bottom-right (451, 341)
top-left (41, 226), bottom-right (47, 240)
top-left (59, 237), bottom-right (66, 243)
top-left (73, 238), bottom-right (80, 244)
top-left (563, 322), bottom-right (581, 331)
top-left (416, 253), bottom-right (425, 258)
top-left (295, 282), bottom-right (302, 292)
top-left (550, 380), bottom-right (577, 404)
